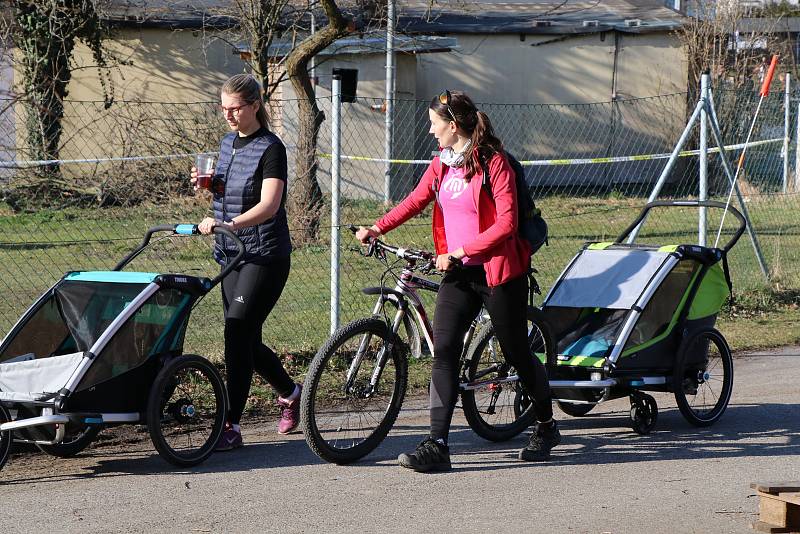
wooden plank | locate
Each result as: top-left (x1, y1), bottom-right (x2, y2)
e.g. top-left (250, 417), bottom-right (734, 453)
top-left (778, 493), bottom-right (800, 507)
top-left (753, 482), bottom-right (800, 494)
top-left (760, 496), bottom-right (790, 528)
top-left (751, 520), bottom-right (795, 533)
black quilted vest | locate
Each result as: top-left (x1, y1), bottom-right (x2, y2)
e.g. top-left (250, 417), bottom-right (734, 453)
top-left (212, 130), bottom-right (292, 265)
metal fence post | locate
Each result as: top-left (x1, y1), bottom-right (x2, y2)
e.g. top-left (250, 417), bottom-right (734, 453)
top-left (330, 74), bottom-right (342, 334)
top-left (699, 73), bottom-right (709, 246)
top-left (796, 100), bottom-right (800, 191)
top-left (384, 0), bottom-right (396, 204)
top-left (784, 73), bottom-right (791, 193)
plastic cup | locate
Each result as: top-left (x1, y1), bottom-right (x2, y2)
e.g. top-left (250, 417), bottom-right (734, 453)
top-left (195, 154), bottom-right (216, 190)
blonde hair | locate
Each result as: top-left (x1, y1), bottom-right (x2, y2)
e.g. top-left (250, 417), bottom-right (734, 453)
top-left (221, 74), bottom-right (270, 129)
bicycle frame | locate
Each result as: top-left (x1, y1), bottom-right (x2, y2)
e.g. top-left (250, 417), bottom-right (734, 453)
top-left (345, 263), bottom-right (491, 398)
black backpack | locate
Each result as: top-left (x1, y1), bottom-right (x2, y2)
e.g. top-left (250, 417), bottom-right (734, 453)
top-left (480, 151), bottom-right (548, 254)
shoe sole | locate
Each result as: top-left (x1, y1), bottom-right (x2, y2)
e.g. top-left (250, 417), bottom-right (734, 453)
top-left (518, 451), bottom-right (551, 461)
top-left (277, 424), bottom-right (299, 435)
top-left (398, 456), bottom-right (452, 472)
top-left (215, 442), bottom-right (244, 452)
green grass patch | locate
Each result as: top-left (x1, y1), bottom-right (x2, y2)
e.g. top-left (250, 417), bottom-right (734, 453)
top-left (0, 193), bottom-right (798, 416)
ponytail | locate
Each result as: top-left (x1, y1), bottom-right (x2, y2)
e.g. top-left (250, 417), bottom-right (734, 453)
top-left (464, 110), bottom-right (503, 179)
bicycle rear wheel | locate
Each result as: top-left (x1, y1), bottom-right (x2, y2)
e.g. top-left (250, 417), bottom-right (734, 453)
top-left (461, 307), bottom-right (556, 442)
top-left (301, 317), bottom-right (408, 464)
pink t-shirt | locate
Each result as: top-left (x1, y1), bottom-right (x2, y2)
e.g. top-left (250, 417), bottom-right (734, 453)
top-left (439, 166), bottom-right (484, 265)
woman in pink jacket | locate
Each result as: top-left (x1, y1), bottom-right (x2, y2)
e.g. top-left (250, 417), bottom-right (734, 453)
top-left (356, 90), bottom-right (559, 472)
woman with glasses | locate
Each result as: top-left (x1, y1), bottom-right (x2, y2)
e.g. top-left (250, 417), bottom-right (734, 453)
top-left (190, 74), bottom-right (301, 451)
top-left (356, 90), bottom-right (559, 472)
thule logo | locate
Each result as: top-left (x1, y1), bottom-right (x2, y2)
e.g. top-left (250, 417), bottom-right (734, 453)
top-left (234, 296), bottom-right (245, 303)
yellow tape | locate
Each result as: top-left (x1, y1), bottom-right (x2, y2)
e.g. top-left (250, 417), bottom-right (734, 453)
top-left (316, 137), bottom-right (782, 167)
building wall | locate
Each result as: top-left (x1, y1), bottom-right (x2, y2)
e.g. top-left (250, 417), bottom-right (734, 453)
top-left (412, 31), bottom-right (689, 189)
top-left (5, 26), bottom-right (243, 172)
top-left (69, 27), bottom-right (243, 102)
top-left (281, 52), bottom-right (421, 200)
top-left (2, 25), bottom-right (690, 196)
top-left (415, 31), bottom-right (686, 104)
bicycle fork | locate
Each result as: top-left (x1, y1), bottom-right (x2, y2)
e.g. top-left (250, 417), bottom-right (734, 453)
top-left (343, 296), bottom-right (407, 398)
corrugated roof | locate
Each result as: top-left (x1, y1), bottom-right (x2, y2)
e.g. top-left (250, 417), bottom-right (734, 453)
top-left (98, 0), bottom-right (686, 34)
top-left (737, 17), bottom-right (800, 33)
top-left (98, 0), bottom-right (236, 29)
top-left (397, 0), bottom-right (687, 34)
top-left (254, 34), bottom-right (457, 57)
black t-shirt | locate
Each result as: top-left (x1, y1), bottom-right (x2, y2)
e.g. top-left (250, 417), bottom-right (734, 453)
top-left (232, 127), bottom-right (288, 183)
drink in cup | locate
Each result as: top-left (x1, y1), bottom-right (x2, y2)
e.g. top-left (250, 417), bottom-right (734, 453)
top-left (195, 154), bottom-right (216, 190)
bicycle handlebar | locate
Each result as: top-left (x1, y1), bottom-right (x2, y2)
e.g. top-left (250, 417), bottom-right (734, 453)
top-left (347, 225), bottom-right (435, 268)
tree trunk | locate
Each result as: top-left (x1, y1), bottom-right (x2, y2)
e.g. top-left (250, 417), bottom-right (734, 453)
top-left (284, 0), bottom-right (350, 244)
top-left (8, 0), bottom-right (111, 210)
top-left (288, 76), bottom-right (325, 244)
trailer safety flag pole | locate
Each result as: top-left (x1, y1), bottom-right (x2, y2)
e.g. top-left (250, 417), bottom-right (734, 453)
top-left (714, 55), bottom-right (778, 250)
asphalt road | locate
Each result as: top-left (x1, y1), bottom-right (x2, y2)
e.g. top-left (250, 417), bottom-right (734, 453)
top-left (1, 348), bottom-right (798, 534)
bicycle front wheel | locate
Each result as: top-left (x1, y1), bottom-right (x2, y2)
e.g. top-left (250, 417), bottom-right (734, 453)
top-left (300, 317), bottom-right (408, 464)
top-left (461, 307), bottom-right (556, 442)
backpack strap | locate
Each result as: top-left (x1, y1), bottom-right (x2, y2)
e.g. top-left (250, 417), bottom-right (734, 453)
top-left (478, 151), bottom-right (496, 200)
top-left (431, 152), bottom-right (446, 206)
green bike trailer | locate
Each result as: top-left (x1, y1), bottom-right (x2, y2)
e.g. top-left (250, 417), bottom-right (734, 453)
top-left (541, 200), bottom-right (745, 434)
top-left (0, 224), bottom-right (244, 472)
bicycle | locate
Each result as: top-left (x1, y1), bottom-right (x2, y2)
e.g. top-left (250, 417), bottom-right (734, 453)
top-left (300, 228), bottom-right (556, 464)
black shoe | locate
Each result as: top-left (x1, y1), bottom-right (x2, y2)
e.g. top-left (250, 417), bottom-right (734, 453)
top-left (398, 438), bottom-right (452, 472)
top-left (519, 420), bottom-right (561, 461)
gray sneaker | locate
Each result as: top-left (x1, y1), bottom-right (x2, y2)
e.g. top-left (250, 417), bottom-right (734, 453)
top-left (398, 438), bottom-right (452, 472)
top-left (518, 420), bottom-right (561, 461)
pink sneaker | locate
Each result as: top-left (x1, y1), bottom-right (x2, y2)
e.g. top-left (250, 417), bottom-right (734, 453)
top-left (215, 422), bottom-right (243, 451)
top-left (277, 385), bottom-right (302, 435)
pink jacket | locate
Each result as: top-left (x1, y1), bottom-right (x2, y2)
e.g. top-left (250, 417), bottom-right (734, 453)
top-left (375, 151), bottom-right (531, 287)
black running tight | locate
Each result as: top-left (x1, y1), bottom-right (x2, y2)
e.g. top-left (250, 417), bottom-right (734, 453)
top-left (221, 258), bottom-right (293, 424)
top-left (429, 266), bottom-right (553, 442)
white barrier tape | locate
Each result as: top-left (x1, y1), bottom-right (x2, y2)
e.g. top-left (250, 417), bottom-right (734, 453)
top-left (318, 153), bottom-right (431, 164)
top-left (0, 152), bottom-right (214, 169)
top-left (321, 138), bottom-right (783, 166)
top-left (519, 137), bottom-right (781, 166)
top-left (0, 137), bottom-right (782, 169)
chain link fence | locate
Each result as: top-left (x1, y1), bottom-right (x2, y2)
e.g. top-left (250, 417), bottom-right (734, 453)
top-left (0, 84), bottom-right (797, 361)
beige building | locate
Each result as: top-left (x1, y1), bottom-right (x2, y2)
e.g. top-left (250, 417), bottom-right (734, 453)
top-left (296, 0), bottom-right (689, 198)
top-left (1, 0), bottom-right (689, 198)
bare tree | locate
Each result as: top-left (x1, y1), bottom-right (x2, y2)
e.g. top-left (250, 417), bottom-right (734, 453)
top-left (284, 0), bottom-right (352, 244)
top-left (232, 0), bottom-right (296, 100)
top-left (3, 0), bottom-right (116, 209)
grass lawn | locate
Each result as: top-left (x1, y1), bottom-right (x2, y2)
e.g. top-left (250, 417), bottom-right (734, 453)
top-left (0, 193), bottom-right (798, 408)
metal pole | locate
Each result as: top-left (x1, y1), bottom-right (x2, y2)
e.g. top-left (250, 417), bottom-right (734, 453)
top-left (310, 9), bottom-right (316, 85)
top-left (699, 73), bottom-right (709, 246)
top-left (795, 100), bottom-right (800, 191)
top-left (330, 75), bottom-right (342, 334)
top-left (383, 0), bottom-right (396, 204)
top-left (784, 73), bottom-right (791, 193)
top-left (706, 91), bottom-right (771, 280)
top-left (627, 97), bottom-right (705, 243)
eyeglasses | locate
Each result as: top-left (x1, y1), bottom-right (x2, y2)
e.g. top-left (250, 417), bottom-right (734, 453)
top-left (438, 90), bottom-right (458, 124)
top-left (219, 102), bottom-right (252, 115)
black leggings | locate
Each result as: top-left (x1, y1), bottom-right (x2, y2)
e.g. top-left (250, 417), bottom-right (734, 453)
top-left (221, 258), bottom-right (293, 424)
top-left (429, 266), bottom-right (553, 441)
